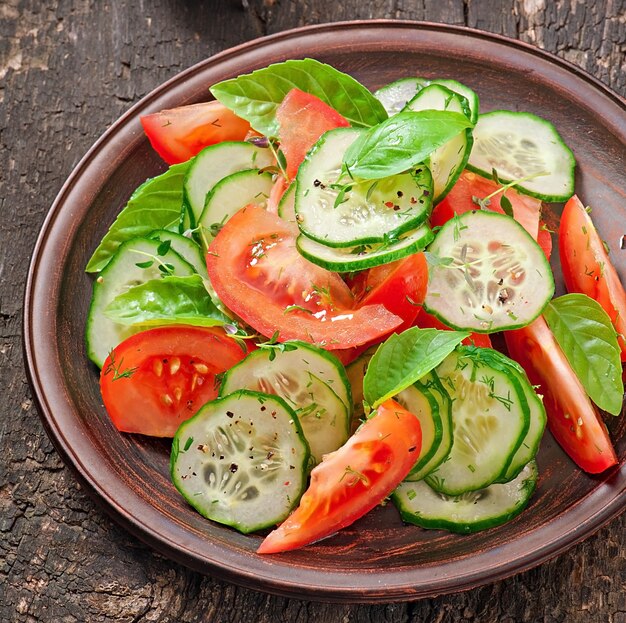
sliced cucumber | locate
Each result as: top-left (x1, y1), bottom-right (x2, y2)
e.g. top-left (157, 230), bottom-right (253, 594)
top-left (147, 229), bottom-right (206, 275)
top-left (467, 110), bottom-right (575, 201)
top-left (425, 347), bottom-right (530, 495)
top-left (296, 223), bottom-right (434, 272)
top-left (198, 169), bottom-right (274, 242)
top-left (375, 78), bottom-right (423, 114)
top-left (408, 78), bottom-right (479, 123)
top-left (395, 384), bottom-right (443, 480)
top-left (86, 238), bottom-right (196, 367)
top-left (403, 372), bottom-right (454, 482)
top-left (424, 210), bottom-right (554, 333)
top-left (295, 128), bottom-right (433, 247)
top-left (277, 182), bottom-right (296, 223)
top-left (345, 346), bottom-right (377, 432)
top-left (171, 390), bottom-right (309, 534)
top-left (405, 84), bottom-right (473, 203)
top-left (393, 460), bottom-right (537, 534)
top-left (183, 142), bottom-right (274, 227)
top-left (219, 342), bottom-right (352, 464)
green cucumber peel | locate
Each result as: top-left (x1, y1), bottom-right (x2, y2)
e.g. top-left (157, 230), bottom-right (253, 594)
top-left (543, 293), bottom-right (624, 415)
top-left (104, 274), bottom-right (232, 328)
top-left (210, 58), bottom-right (387, 136)
top-left (363, 327), bottom-right (469, 409)
top-left (342, 110), bottom-right (474, 180)
top-left (86, 162), bottom-right (189, 273)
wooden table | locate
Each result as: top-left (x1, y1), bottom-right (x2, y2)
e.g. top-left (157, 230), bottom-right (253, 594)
top-left (2, 1), bottom-right (625, 620)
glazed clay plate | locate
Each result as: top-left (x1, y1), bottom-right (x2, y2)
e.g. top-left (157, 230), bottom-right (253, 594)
top-left (24, 21), bottom-right (626, 602)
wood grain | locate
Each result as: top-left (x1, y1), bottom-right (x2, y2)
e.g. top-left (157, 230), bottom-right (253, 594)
top-left (2, 1), bottom-right (625, 621)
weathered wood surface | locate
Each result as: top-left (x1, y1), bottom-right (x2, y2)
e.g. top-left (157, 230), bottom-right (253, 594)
top-left (1, 0), bottom-right (625, 621)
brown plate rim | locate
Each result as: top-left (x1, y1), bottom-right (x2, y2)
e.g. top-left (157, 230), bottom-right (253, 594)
top-left (23, 20), bottom-right (626, 603)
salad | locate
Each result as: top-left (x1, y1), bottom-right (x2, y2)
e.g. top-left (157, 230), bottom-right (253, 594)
top-left (85, 59), bottom-right (624, 554)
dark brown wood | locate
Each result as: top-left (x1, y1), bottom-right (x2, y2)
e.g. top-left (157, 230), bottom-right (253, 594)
top-left (4, 1), bottom-right (626, 621)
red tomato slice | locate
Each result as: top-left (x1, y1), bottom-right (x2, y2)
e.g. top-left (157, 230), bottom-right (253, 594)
top-left (505, 317), bottom-right (617, 473)
top-left (206, 205), bottom-right (403, 350)
top-left (431, 170), bottom-right (542, 240)
top-left (257, 399), bottom-right (422, 554)
top-left (415, 308), bottom-right (493, 348)
top-left (276, 88), bottom-right (350, 180)
top-left (140, 101), bottom-right (250, 165)
top-left (348, 253), bottom-right (428, 333)
top-left (100, 326), bottom-right (249, 437)
top-left (267, 176), bottom-right (289, 214)
top-left (559, 195), bottom-right (626, 361)
top-left (537, 220), bottom-right (553, 260)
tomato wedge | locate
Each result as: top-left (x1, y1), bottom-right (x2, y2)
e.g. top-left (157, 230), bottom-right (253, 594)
top-left (348, 253), bottom-right (428, 333)
top-left (141, 101), bottom-right (250, 164)
top-left (276, 88), bottom-right (350, 180)
top-left (206, 205), bottom-right (403, 349)
top-left (559, 195), bottom-right (626, 361)
top-left (415, 308), bottom-right (493, 348)
top-left (100, 326), bottom-right (249, 437)
top-left (505, 317), bottom-right (617, 473)
top-left (431, 170), bottom-right (542, 240)
top-left (257, 399), bottom-right (422, 554)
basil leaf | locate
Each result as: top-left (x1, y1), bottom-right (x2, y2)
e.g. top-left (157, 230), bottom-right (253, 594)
top-left (363, 327), bottom-right (469, 408)
top-left (210, 59), bottom-right (387, 136)
top-left (544, 293), bottom-right (623, 415)
top-left (86, 162), bottom-right (189, 272)
top-left (343, 110), bottom-right (474, 180)
top-left (104, 275), bottom-right (232, 327)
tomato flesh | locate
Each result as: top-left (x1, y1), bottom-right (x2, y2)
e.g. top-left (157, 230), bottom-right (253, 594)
top-left (505, 317), bottom-right (617, 473)
top-left (141, 101), bottom-right (251, 165)
top-left (415, 308), bottom-right (493, 348)
top-left (276, 88), bottom-right (350, 180)
top-left (100, 326), bottom-right (249, 437)
top-left (431, 170), bottom-right (542, 240)
top-left (559, 195), bottom-right (626, 361)
top-left (349, 253), bottom-right (428, 333)
top-left (257, 399), bottom-right (422, 554)
top-left (206, 205), bottom-right (403, 349)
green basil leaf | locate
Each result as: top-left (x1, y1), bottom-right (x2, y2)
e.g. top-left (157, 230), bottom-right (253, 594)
top-left (343, 110), bottom-right (474, 180)
top-left (363, 327), bottom-right (469, 408)
top-left (104, 275), bottom-right (232, 327)
top-left (544, 293), bottom-right (623, 415)
top-left (86, 162), bottom-right (189, 272)
top-left (210, 59), bottom-right (387, 136)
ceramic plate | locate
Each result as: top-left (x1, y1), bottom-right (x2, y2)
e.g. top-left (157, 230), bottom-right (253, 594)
top-left (24, 21), bottom-right (626, 602)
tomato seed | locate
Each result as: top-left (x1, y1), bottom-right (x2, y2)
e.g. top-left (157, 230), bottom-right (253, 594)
top-left (162, 394), bottom-right (174, 406)
top-left (169, 357), bottom-right (181, 375)
top-left (174, 387), bottom-right (182, 402)
top-left (193, 362), bottom-right (209, 374)
top-left (153, 360), bottom-right (163, 377)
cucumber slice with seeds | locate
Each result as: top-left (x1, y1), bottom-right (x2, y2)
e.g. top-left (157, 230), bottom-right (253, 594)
top-left (467, 110), bottom-right (575, 202)
top-left (424, 210), bottom-right (554, 333)
top-left (425, 347), bottom-right (530, 495)
top-left (171, 390), bottom-right (309, 534)
top-left (393, 460), bottom-right (537, 533)
top-left (183, 142), bottom-right (274, 227)
top-left (296, 223), bottom-right (434, 272)
top-left (295, 128), bottom-right (433, 248)
top-left (198, 169), bottom-right (274, 242)
top-left (219, 342), bottom-right (351, 464)
top-left (405, 84), bottom-right (474, 203)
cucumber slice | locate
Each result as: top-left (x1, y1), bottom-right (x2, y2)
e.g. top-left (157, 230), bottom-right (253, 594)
top-left (495, 357), bottom-right (547, 483)
top-left (393, 460), bottom-right (537, 534)
top-left (296, 223), bottom-right (434, 272)
top-left (405, 84), bottom-right (473, 203)
top-left (395, 384), bottom-right (443, 480)
top-left (219, 343), bottom-right (351, 465)
top-left (423, 210), bottom-right (554, 333)
top-left (295, 128), bottom-right (433, 247)
top-left (345, 346), bottom-right (377, 432)
top-left (86, 238), bottom-right (196, 367)
top-left (467, 110), bottom-right (575, 201)
top-left (147, 229), bottom-right (206, 275)
top-left (198, 169), bottom-right (274, 242)
top-left (375, 77), bottom-right (423, 114)
top-left (425, 347), bottom-right (530, 495)
top-left (403, 372), bottom-right (454, 482)
top-left (277, 182), bottom-right (296, 223)
top-left (171, 390), bottom-right (309, 534)
top-left (183, 142), bottom-right (274, 227)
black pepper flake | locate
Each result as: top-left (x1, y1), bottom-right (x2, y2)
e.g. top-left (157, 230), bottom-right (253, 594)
top-left (313, 179), bottom-right (321, 187)
top-left (397, 190), bottom-right (404, 198)
top-left (423, 190), bottom-right (430, 196)
top-left (408, 446), bottom-right (417, 452)
top-left (289, 465), bottom-right (295, 470)
top-left (219, 455), bottom-right (224, 460)
top-left (260, 405), bottom-right (266, 411)
top-left (226, 410), bottom-right (234, 418)
top-left (267, 451), bottom-right (274, 459)
top-left (410, 197), bottom-right (417, 204)
top-left (229, 463), bottom-right (239, 473)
